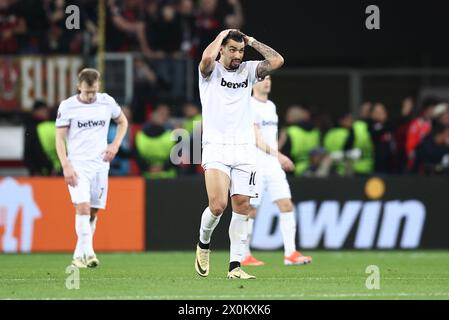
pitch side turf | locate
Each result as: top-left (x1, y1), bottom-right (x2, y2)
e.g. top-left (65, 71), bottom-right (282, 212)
top-left (1, 251), bottom-right (449, 300)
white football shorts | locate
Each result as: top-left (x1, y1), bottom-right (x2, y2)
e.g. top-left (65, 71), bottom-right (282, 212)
top-left (202, 143), bottom-right (257, 197)
top-left (250, 159), bottom-right (291, 207)
top-left (68, 167), bottom-right (109, 209)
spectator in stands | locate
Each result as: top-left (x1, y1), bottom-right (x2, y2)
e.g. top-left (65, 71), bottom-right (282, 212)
top-left (138, 0), bottom-right (164, 58)
top-left (222, 0), bottom-right (244, 29)
top-left (393, 96), bottom-right (415, 173)
top-left (177, 102), bottom-right (203, 175)
top-left (405, 97), bottom-right (439, 170)
top-left (195, 0), bottom-right (222, 58)
top-left (107, 0), bottom-right (144, 52)
top-left (432, 102), bottom-right (449, 127)
top-left (139, 0), bottom-right (186, 107)
top-left (313, 110), bottom-right (333, 137)
top-left (154, 1), bottom-right (185, 105)
top-left (284, 104), bottom-right (308, 126)
top-left (79, 0), bottom-right (100, 55)
top-left (346, 116), bottom-right (374, 176)
top-left (153, 102), bottom-right (175, 130)
top-left (157, 2), bottom-right (183, 55)
top-left (195, 0), bottom-right (243, 58)
top-left (178, 0), bottom-right (197, 57)
top-left (44, 0), bottom-right (84, 53)
top-left (302, 147), bottom-right (335, 177)
top-left (134, 104), bottom-right (177, 178)
top-left (23, 100), bottom-right (54, 176)
top-left (19, 0), bottom-right (49, 53)
top-left (280, 105), bottom-right (321, 176)
top-left (131, 56), bottom-right (160, 123)
top-left (324, 112), bottom-right (374, 176)
top-left (108, 106), bottom-right (133, 176)
top-left (38, 106), bottom-right (61, 174)
top-left (323, 112), bottom-right (352, 176)
top-left (358, 101), bottom-right (372, 121)
top-left (182, 101), bottom-right (202, 134)
top-left (278, 104), bottom-right (308, 150)
top-left (412, 123), bottom-right (449, 175)
top-left (368, 102), bottom-right (394, 174)
top-left (0, 0), bottom-right (27, 54)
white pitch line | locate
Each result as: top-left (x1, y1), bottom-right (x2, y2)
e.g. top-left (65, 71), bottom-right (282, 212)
top-left (2, 277), bottom-right (449, 281)
top-left (3, 292), bottom-right (449, 300)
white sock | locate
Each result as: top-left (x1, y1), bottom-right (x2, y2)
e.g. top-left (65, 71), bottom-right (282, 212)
top-left (75, 214), bottom-right (95, 258)
top-left (280, 211), bottom-right (297, 256)
top-left (244, 218), bottom-right (255, 257)
top-left (229, 212), bottom-right (248, 263)
top-left (90, 216), bottom-right (97, 236)
top-left (199, 207), bottom-right (221, 245)
top-left (73, 223), bottom-right (83, 260)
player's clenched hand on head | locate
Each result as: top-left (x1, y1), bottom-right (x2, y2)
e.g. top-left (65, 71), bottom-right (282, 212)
top-left (63, 164), bottom-right (79, 187)
top-left (103, 144), bottom-right (119, 162)
top-left (219, 29), bottom-right (238, 38)
top-left (238, 31), bottom-right (254, 46)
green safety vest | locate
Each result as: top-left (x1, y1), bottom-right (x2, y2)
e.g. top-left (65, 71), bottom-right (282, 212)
top-left (135, 130), bottom-right (176, 179)
top-left (184, 114), bottom-right (202, 135)
top-left (323, 127), bottom-right (349, 175)
top-left (352, 120), bottom-right (373, 174)
top-left (286, 126), bottom-right (321, 176)
top-left (323, 121), bottom-right (373, 175)
top-left (37, 121), bottom-right (61, 173)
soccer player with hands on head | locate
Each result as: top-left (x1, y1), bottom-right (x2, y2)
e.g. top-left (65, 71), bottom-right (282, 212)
top-left (195, 28), bottom-right (284, 279)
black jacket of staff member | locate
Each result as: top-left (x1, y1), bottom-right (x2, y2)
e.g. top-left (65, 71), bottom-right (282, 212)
top-left (412, 123), bottom-right (449, 175)
top-left (367, 102), bottom-right (395, 174)
top-left (23, 100), bottom-right (53, 176)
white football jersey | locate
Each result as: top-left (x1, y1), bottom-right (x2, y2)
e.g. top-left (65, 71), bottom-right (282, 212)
top-left (56, 93), bottom-right (122, 171)
top-left (251, 97), bottom-right (279, 165)
top-left (199, 60), bottom-right (261, 145)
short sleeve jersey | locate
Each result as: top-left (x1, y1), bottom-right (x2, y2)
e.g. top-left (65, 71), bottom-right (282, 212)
top-left (56, 93), bottom-right (122, 171)
top-left (199, 60), bottom-right (261, 145)
top-left (251, 97), bottom-right (279, 163)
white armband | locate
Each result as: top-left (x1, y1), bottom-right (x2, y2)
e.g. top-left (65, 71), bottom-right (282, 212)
top-left (247, 37), bottom-right (256, 46)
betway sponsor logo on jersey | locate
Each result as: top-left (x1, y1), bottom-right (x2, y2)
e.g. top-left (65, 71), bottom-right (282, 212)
top-left (221, 78), bottom-right (248, 89)
top-left (262, 120), bottom-right (278, 126)
top-left (77, 120), bottom-right (106, 128)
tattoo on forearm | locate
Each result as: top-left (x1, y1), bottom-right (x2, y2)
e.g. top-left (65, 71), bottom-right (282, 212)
top-left (252, 40), bottom-right (282, 78)
top-left (252, 40), bottom-right (279, 60)
top-left (256, 60), bottom-right (273, 79)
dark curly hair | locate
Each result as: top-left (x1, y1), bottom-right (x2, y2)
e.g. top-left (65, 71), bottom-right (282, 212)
top-left (221, 31), bottom-right (245, 46)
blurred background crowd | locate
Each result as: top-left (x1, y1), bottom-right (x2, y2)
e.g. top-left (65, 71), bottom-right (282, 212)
top-left (21, 95), bottom-right (449, 178)
top-left (1, 0), bottom-right (449, 178)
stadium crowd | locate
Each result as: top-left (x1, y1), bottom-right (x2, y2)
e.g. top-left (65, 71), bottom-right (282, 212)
top-left (2, 0), bottom-right (449, 177)
top-left (0, 0), bottom-right (242, 56)
top-left (23, 96), bottom-right (449, 178)
top-left (0, 0), bottom-right (243, 113)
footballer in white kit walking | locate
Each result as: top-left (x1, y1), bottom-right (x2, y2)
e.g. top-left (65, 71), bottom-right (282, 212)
top-left (194, 30), bottom-right (285, 280)
top-left (55, 68), bottom-right (128, 269)
top-left (242, 76), bottom-right (312, 266)
top-left (57, 94), bottom-right (121, 208)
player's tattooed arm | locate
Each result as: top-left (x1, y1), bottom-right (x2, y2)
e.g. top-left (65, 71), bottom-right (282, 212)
top-left (246, 37), bottom-right (284, 79)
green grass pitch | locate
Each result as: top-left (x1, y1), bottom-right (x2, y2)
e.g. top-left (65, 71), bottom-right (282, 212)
top-left (1, 251), bottom-right (449, 300)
